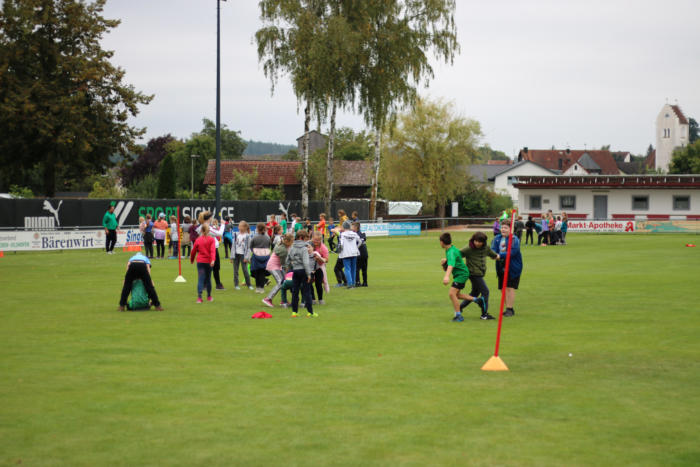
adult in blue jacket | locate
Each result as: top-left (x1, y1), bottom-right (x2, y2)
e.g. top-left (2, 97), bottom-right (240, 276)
top-left (491, 222), bottom-right (523, 317)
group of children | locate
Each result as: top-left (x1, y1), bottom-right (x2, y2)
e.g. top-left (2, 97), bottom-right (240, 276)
top-left (440, 220), bottom-right (523, 322)
top-left (517, 211), bottom-right (569, 246)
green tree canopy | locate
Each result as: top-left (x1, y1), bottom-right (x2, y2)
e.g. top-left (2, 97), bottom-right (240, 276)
top-left (669, 139), bottom-right (700, 174)
top-left (381, 98), bottom-right (481, 216)
top-left (0, 0), bottom-right (152, 195)
top-left (156, 153), bottom-right (176, 199)
top-left (199, 118), bottom-right (246, 158)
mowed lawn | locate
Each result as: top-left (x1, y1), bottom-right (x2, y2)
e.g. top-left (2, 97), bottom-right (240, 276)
top-left (0, 233), bottom-right (699, 466)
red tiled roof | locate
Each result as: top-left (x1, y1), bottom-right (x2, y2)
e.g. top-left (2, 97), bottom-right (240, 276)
top-left (645, 149), bottom-right (656, 169)
top-left (203, 160), bottom-right (372, 186)
top-left (334, 160), bottom-right (372, 186)
top-left (671, 105), bottom-right (689, 125)
top-left (204, 161), bottom-right (300, 186)
top-left (518, 149), bottom-right (620, 175)
top-left (487, 160), bottom-right (513, 165)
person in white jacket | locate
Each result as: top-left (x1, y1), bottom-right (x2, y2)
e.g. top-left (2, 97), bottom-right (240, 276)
top-left (331, 220), bottom-right (361, 288)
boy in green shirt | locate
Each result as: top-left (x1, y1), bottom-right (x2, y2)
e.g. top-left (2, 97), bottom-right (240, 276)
top-left (440, 233), bottom-right (485, 322)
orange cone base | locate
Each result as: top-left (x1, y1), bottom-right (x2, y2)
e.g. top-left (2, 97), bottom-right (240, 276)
top-left (0, 251), bottom-right (4, 257)
top-left (481, 355), bottom-right (509, 371)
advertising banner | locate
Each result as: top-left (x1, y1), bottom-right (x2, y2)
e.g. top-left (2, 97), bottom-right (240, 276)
top-left (0, 199), bottom-right (369, 229)
top-left (0, 227), bottom-right (147, 252)
top-left (360, 222), bottom-right (421, 237)
top-left (361, 223), bottom-right (389, 237)
top-left (566, 220), bottom-right (635, 232)
top-left (387, 222), bottom-right (421, 236)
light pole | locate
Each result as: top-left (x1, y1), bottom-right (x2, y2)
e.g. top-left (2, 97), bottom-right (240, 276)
top-left (215, 0), bottom-right (226, 218)
top-left (190, 154), bottom-right (200, 198)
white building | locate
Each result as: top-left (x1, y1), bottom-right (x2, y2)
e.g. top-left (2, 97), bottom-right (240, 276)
top-left (492, 161), bottom-right (555, 202)
top-left (655, 104), bottom-right (689, 172)
top-left (514, 175), bottom-right (700, 220)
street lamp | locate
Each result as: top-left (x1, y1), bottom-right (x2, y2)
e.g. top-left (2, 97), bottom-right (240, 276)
top-left (215, 0), bottom-right (226, 218)
top-left (190, 154), bottom-right (200, 198)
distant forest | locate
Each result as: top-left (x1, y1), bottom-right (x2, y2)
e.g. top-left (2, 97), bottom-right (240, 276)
top-left (243, 140), bottom-right (296, 155)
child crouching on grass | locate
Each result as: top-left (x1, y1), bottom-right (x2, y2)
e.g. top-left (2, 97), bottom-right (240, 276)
top-left (440, 232), bottom-right (485, 322)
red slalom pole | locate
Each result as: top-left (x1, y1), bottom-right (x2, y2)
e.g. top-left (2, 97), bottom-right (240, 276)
top-left (482, 209), bottom-right (516, 371)
top-left (174, 206), bottom-right (186, 283)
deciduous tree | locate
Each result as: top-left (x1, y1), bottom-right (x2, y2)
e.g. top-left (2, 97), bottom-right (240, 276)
top-left (0, 0), bottom-right (152, 195)
top-left (381, 98), bottom-right (481, 217)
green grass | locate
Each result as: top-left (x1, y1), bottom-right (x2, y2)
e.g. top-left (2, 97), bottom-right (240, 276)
top-left (1, 233), bottom-right (699, 466)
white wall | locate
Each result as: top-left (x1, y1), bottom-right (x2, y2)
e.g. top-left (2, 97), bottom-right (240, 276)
top-left (493, 162), bottom-right (554, 202)
top-left (562, 163), bottom-right (587, 176)
top-left (656, 104), bottom-right (690, 172)
top-left (517, 187), bottom-right (700, 218)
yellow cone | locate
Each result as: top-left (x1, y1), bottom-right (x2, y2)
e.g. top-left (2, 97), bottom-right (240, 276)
top-left (481, 355), bottom-right (509, 371)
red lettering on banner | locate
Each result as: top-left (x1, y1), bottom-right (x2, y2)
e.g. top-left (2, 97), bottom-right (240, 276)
top-left (625, 221), bottom-right (634, 232)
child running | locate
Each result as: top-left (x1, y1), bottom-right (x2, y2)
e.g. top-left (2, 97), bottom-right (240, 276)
top-left (457, 232), bottom-right (497, 320)
top-left (285, 229), bottom-right (317, 317)
top-left (262, 233), bottom-right (293, 308)
top-left (439, 232), bottom-right (486, 322)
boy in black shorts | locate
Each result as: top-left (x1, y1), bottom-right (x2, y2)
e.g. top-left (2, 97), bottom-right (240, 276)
top-left (490, 222), bottom-right (523, 317)
top-left (440, 233), bottom-right (485, 322)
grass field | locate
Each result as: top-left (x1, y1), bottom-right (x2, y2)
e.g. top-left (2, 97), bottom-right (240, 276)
top-left (1, 233), bottom-right (699, 466)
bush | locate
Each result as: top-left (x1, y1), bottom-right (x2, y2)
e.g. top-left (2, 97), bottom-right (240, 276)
top-left (458, 186), bottom-right (513, 217)
top-left (126, 174), bottom-right (158, 198)
top-left (8, 185), bottom-right (34, 198)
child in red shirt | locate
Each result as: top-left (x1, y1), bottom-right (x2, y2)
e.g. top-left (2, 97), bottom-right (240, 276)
top-left (190, 223), bottom-right (216, 303)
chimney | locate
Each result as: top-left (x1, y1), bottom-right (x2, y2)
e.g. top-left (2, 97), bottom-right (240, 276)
top-left (566, 148), bottom-right (571, 154)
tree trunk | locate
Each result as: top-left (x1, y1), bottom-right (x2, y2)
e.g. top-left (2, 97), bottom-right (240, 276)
top-left (301, 103), bottom-right (310, 218)
top-left (325, 101), bottom-right (336, 215)
top-left (44, 151), bottom-right (56, 197)
top-left (437, 203), bottom-right (446, 230)
top-left (369, 132), bottom-right (381, 220)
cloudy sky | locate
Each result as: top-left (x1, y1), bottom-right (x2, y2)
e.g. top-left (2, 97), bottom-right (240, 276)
top-left (101, 0), bottom-right (700, 157)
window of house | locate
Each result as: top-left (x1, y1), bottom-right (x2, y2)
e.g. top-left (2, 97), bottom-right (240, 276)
top-left (507, 176), bottom-right (517, 185)
top-left (632, 195), bottom-right (649, 210)
top-left (673, 196), bottom-right (690, 210)
top-left (529, 195), bottom-right (541, 210)
top-left (560, 195), bottom-right (576, 210)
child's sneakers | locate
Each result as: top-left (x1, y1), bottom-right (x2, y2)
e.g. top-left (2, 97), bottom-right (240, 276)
top-left (452, 313), bottom-right (464, 322)
top-left (503, 308), bottom-right (515, 317)
top-left (480, 313), bottom-right (495, 320)
top-left (306, 312), bottom-right (318, 318)
top-left (280, 302), bottom-right (289, 308)
top-left (207, 296), bottom-right (213, 302)
top-left (196, 297), bottom-right (203, 304)
top-left (291, 312), bottom-right (298, 317)
top-left (262, 298), bottom-right (274, 308)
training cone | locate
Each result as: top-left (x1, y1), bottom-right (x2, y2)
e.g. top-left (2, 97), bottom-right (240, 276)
top-left (174, 275), bottom-right (187, 283)
top-left (481, 355), bottom-right (509, 371)
top-left (0, 251), bottom-right (4, 257)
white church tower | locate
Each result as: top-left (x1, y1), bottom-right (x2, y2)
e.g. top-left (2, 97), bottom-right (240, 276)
top-left (655, 103), bottom-right (689, 172)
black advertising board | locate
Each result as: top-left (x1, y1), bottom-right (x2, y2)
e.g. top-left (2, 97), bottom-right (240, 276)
top-left (0, 199), bottom-right (369, 228)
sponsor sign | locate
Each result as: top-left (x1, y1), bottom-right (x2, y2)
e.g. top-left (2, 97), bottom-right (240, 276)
top-left (567, 221), bottom-right (635, 232)
top-left (387, 222), bottom-right (421, 236)
top-left (361, 223), bottom-right (389, 237)
top-left (0, 228), bottom-right (146, 251)
top-left (360, 222), bottom-right (421, 237)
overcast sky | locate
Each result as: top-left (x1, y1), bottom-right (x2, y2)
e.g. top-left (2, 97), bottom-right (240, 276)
top-left (100, 0), bottom-right (700, 157)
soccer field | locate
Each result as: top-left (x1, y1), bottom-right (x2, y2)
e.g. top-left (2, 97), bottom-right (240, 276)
top-left (1, 233), bottom-right (699, 466)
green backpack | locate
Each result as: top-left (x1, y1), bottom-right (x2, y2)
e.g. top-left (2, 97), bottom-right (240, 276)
top-left (127, 279), bottom-right (151, 310)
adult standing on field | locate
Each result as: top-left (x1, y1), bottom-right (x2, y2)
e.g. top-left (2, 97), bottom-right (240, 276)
top-left (103, 201), bottom-right (118, 254)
